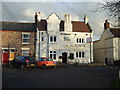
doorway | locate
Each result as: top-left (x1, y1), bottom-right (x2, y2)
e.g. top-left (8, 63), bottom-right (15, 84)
top-left (62, 52), bottom-right (67, 63)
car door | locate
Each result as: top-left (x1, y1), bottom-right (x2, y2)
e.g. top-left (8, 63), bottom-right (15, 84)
top-left (11, 57), bottom-right (20, 68)
top-left (37, 58), bottom-right (45, 67)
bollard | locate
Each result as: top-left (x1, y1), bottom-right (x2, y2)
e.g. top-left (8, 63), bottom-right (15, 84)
top-left (119, 70), bottom-right (120, 79)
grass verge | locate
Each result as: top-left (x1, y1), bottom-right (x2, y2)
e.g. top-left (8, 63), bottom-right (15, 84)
top-left (112, 78), bottom-right (120, 88)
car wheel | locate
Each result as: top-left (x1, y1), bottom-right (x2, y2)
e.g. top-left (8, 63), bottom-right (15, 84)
top-left (10, 64), bottom-right (13, 69)
top-left (20, 65), bottom-right (25, 69)
top-left (42, 65), bottom-right (46, 68)
top-left (51, 66), bottom-right (55, 68)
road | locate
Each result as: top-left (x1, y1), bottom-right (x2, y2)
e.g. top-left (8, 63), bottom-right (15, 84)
top-left (2, 65), bottom-right (120, 88)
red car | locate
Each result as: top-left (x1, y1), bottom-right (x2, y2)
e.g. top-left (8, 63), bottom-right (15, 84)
top-left (36, 57), bottom-right (56, 68)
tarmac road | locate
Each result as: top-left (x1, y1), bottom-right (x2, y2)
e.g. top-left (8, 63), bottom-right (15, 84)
top-left (2, 65), bottom-right (120, 88)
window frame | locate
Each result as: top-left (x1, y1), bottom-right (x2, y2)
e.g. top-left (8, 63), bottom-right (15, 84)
top-left (22, 50), bottom-right (29, 56)
top-left (22, 33), bottom-right (30, 44)
top-left (49, 36), bottom-right (57, 43)
top-left (76, 38), bottom-right (84, 44)
top-left (76, 52), bottom-right (85, 58)
top-left (49, 51), bottom-right (56, 60)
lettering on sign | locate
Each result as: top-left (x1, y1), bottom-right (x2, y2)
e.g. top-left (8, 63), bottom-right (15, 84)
top-left (65, 44), bottom-right (85, 49)
top-left (61, 33), bottom-right (71, 35)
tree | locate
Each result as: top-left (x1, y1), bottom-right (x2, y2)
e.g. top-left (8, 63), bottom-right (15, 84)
top-left (95, 0), bottom-right (120, 27)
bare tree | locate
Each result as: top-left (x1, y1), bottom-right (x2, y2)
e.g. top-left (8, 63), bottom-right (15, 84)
top-left (94, 0), bottom-right (120, 27)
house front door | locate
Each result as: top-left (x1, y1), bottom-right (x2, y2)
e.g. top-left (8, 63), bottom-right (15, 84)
top-left (2, 49), bottom-right (9, 64)
top-left (62, 52), bottom-right (67, 63)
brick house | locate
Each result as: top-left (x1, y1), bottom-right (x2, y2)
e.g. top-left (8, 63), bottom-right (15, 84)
top-left (0, 22), bottom-right (36, 64)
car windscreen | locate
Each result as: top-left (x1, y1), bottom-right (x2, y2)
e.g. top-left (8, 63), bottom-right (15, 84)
top-left (27, 57), bottom-right (36, 61)
top-left (15, 56), bottom-right (25, 60)
top-left (37, 58), bottom-right (45, 61)
top-left (46, 58), bottom-right (53, 61)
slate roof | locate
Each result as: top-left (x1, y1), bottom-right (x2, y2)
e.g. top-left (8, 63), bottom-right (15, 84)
top-left (110, 28), bottom-right (120, 37)
top-left (0, 19), bottom-right (93, 33)
top-left (38, 19), bottom-right (92, 32)
top-left (0, 21), bottom-right (36, 32)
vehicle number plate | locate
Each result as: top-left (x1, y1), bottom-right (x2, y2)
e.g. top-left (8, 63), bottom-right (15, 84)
top-left (31, 64), bottom-right (35, 66)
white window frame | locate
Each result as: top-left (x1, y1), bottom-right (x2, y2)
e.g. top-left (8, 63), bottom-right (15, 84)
top-left (21, 48), bottom-right (30, 56)
top-left (76, 38), bottom-right (84, 44)
top-left (22, 32), bottom-right (30, 44)
top-left (49, 36), bottom-right (57, 43)
top-left (49, 51), bottom-right (56, 60)
top-left (76, 52), bottom-right (85, 58)
top-left (41, 36), bottom-right (44, 42)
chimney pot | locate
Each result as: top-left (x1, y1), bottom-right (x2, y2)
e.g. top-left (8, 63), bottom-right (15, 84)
top-left (104, 19), bottom-right (110, 29)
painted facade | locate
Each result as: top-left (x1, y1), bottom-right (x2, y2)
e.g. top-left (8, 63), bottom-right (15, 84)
top-left (93, 20), bottom-right (120, 65)
top-left (36, 13), bottom-right (93, 64)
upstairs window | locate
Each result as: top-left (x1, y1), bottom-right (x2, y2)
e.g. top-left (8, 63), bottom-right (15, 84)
top-left (22, 33), bottom-right (30, 44)
top-left (76, 38), bottom-right (84, 44)
top-left (50, 36), bottom-right (57, 43)
top-left (41, 37), bottom-right (44, 41)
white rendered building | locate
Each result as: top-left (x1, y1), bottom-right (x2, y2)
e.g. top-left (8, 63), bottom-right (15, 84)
top-left (94, 20), bottom-right (120, 65)
top-left (35, 13), bottom-right (93, 64)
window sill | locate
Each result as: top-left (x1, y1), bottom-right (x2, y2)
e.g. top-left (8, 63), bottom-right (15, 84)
top-left (22, 43), bottom-right (30, 44)
top-left (49, 42), bottom-right (57, 44)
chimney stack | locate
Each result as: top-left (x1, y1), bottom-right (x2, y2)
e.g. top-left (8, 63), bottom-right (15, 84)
top-left (34, 12), bottom-right (41, 23)
top-left (64, 14), bottom-right (71, 23)
top-left (104, 19), bottom-right (110, 30)
top-left (35, 12), bottom-right (38, 23)
top-left (84, 15), bottom-right (88, 24)
top-left (64, 14), bottom-right (72, 32)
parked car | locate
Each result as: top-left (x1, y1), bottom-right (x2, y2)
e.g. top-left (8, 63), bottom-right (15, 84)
top-left (36, 57), bottom-right (56, 68)
top-left (9, 56), bottom-right (37, 69)
top-left (114, 60), bottom-right (120, 66)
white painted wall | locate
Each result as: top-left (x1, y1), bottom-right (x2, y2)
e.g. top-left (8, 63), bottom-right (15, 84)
top-left (36, 13), bottom-right (93, 64)
top-left (94, 28), bottom-right (120, 64)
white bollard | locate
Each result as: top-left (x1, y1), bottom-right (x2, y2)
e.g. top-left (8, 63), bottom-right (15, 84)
top-left (119, 70), bottom-right (120, 79)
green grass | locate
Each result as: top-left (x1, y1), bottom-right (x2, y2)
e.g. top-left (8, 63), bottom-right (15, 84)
top-left (112, 78), bottom-right (120, 88)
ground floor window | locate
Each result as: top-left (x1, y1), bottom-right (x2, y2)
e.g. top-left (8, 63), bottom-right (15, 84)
top-left (22, 50), bottom-right (29, 56)
top-left (49, 51), bottom-right (56, 60)
top-left (76, 52), bottom-right (85, 58)
top-left (69, 53), bottom-right (74, 59)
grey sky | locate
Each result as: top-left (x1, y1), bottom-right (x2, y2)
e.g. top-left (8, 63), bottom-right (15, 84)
top-left (1, 0), bottom-right (110, 41)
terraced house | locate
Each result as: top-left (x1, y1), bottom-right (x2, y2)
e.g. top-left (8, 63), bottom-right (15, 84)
top-left (35, 13), bottom-right (93, 64)
top-left (0, 22), bottom-right (36, 64)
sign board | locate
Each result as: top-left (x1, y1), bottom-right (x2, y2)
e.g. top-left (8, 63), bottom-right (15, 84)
top-left (86, 37), bottom-right (92, 43)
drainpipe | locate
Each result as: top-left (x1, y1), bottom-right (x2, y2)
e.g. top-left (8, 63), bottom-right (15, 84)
top-left (38, 30), bottom-right (41, 58)
top-left (90, 33), bottom-right (92, 63)
top-left (46, 32), bottom-right (49, 57)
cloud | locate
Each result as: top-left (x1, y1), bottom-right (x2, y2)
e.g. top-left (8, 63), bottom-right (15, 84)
top-left (71, 15), bottom-right (80, 21)
top-left (22, 9), bottom-right (47, 21)
top-left (22, 8), bottom-right (35, 19)
top-left (39, 12), bottom-right (47, 19)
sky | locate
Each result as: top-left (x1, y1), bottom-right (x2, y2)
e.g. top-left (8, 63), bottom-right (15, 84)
top-left (0, 0), bottom-right (112, 41)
